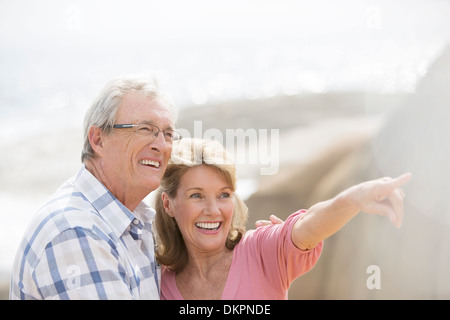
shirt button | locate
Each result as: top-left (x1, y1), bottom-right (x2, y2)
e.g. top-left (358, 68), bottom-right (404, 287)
top-left (133, 218), bottom-right (140, 225)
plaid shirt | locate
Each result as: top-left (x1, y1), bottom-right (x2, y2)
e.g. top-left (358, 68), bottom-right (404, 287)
top-left (10, 165), bottom-right (160, 300)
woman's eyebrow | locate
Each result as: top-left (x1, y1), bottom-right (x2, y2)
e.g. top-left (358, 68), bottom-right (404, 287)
top-left (186, 187), bottom-right (203, 191)
top-left (185, 186), bottom-right (232, 192)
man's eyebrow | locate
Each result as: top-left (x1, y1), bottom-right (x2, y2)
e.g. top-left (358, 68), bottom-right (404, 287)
top-left (139, 120), bottom-right (174, 130)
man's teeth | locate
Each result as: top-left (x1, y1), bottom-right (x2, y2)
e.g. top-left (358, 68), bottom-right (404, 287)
top-left (140, 160), bottom-right (160, 168)
top-left (195, 222), bottom-right (220, 230)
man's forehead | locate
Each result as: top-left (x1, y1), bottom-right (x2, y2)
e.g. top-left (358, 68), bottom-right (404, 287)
top-left (119, 91), bottom-right (157, 109)
top-left (117, 92), bottom-right (174, 124)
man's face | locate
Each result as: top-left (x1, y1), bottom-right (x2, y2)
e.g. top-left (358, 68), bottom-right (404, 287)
top-left (99, 92), bottom-right (174, 202)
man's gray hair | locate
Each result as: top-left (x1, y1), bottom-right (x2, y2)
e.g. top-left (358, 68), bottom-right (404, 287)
top-left (81, 74), bottom-right (177, 163)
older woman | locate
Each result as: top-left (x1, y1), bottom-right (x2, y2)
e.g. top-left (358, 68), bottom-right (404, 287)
top-left (154, 138), bottom-right (411, 300)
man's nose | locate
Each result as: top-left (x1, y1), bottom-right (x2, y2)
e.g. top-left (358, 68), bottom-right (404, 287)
top-left (148, 130), bottom-right (167, 152)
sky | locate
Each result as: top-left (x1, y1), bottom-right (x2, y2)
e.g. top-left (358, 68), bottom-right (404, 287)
top-left (1, 0), bottom-right (450, 113)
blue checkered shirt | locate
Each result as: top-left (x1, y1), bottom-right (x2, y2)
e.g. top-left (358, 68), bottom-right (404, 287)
top-left (10, 165), bottom-right (160, 300)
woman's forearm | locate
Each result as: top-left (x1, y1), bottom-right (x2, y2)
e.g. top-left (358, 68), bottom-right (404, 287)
top-left (291, 193), bottom-right (359, 250)
top-left (291, 173), bottom-right (411, 250)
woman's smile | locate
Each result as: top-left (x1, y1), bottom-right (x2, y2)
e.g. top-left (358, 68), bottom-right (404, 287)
top-left (195, 221), bottom-right (222, 233)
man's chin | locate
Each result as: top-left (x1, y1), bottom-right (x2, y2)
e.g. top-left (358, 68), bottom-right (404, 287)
top-left (143, 177), bottom-right (162, 193)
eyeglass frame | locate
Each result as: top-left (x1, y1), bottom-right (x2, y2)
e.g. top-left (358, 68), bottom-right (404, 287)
top-left (113, 122), bottom-right (182, 142)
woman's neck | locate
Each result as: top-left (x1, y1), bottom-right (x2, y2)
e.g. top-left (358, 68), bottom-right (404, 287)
top-left (182, 247), bottom-right (232, 279)
top-left (175, 247), bottom-right (233, 299)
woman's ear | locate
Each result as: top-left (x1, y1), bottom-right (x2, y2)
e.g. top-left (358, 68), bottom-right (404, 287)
top-left (161, 192), bottom-right (174, 217)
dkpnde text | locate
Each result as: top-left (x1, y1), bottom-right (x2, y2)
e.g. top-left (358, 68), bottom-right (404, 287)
top-left (224, 304), bottom-right (271, 315)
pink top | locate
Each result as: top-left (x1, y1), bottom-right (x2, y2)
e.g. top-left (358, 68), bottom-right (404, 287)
top-left (160, 210), bottom-right (323, 300)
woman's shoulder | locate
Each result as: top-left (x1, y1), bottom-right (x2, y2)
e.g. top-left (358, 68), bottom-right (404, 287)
top-left (234, 210), bottom-right (307, 256)
top-left (242, 210), bottom-right (306, 241)
top-left (160, 266), bottom-right (184, 300)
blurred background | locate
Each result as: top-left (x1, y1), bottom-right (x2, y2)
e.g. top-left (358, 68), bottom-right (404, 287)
top-left (1, 0), bottom-right (450, 299)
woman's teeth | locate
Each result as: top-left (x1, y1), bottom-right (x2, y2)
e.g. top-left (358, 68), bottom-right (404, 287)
top-left (195, 222), bottom-right (220, 230)
top-left (140, 160), bottom-right (160, 168)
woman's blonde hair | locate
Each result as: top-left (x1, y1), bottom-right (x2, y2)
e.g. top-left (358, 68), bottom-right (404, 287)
top-left (154, 138), bottom-right (248, 272)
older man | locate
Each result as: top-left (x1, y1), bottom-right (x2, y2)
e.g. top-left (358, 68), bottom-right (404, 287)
top-left (10, 75), bottom-right (180, 299)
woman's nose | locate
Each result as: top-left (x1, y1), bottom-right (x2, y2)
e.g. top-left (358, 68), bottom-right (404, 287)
top-left (203, 198), bottom-right (220, 215)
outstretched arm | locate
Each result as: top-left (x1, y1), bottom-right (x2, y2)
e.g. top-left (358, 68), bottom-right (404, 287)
top-left (291, 173), bottom-right (412, 251)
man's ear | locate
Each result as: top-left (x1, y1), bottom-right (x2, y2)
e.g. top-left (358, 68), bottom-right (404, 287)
top-left (161, 192), bottom-right (174, 217)
top-left (88, 126), bottom-right (104, 154)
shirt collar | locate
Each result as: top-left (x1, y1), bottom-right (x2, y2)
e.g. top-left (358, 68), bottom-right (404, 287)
top-left (74, 165), bottom-right (155, 238)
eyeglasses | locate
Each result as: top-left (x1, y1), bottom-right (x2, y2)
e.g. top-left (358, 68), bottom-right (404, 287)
top-left (113, 123), bottom-right (182, 142)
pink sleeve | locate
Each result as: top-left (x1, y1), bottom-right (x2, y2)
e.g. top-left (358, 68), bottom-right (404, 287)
top-left (246, 209), bottom-right (323, 292)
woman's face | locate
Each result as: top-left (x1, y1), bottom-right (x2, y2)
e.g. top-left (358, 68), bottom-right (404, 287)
top-left (163, 165), bottom-right (234, 255)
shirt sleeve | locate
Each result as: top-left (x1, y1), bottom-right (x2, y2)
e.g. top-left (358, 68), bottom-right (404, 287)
top-left (33, 227), bottom-right (133, 300)
top-left (247, 209), bottom-right (323, 292)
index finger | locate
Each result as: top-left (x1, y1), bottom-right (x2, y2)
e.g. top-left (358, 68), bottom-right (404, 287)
top-left (389, 172), bottom-right (412, 189)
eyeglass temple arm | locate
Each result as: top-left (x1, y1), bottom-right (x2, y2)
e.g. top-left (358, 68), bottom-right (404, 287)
top-left (113, 124), bottom-right (136, 128)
